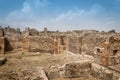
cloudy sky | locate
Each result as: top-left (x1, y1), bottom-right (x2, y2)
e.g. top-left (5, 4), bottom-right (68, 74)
top-left (0, 0), bottom-right (120, 31)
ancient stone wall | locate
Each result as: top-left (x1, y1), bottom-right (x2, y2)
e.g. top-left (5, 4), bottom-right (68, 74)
top-left (0, 28), bottom-right (5, 54)
top-left (0, 26), bottom-right (120, 59)
top-left (81, 33), bottom-right (106, 55)
top-left (67, 30), bottom-right (118, 56)
top-left (29, 36), bottom-right (53, 52)
top-left (3, 27), bottom-right (22, 51)
top-left (105, 36), bottom-right (120, 66)
top-left (68, 32), bottom-right (80, 54)
top-left (22, 28), bottom-right (39, 36)
top-left (94, 35), bottom-right (120, 66)
top-left (68, 31), bottom-right (102, 54)
top-left (22, 35), bottom-right (54, 53)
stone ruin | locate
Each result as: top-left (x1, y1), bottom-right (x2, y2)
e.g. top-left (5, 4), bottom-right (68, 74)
top-left (0, 26), bottom-right (120, 80)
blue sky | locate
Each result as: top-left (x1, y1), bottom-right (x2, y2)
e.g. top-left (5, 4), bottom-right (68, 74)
top-left (0, 0), bottom-right (120, 31)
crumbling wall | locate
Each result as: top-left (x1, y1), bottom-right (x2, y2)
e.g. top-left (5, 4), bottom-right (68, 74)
top-left (3, 27), bottom-right (22, 51)
top-left (67, 30), bottom-right (118, 57)
top-left (22, 35), bottom-right (54, 53)
top-left (22, 28), bottom-right (39, 36)
top-left (48, 61), bottom-right (114, 80)
top-left (68, 32), bottom-right (80, 54)
top-left (29, 36), bottom-right (53, 52)
top-left (68, 31), bottom-right (106, 55)
top-left (107, 36), bottom-right (120, 66)
top-left (94, 35), bottom-right (120, 66)
top-left (81, 33), bottom-right (106, 55)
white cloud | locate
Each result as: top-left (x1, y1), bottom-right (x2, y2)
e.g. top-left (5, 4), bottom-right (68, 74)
top-left (5, 0), bottom-right (48, 26)
top-left (3, 1), bottom-right (120, 32)
top-left (47, 4), bottom-right (120, 31)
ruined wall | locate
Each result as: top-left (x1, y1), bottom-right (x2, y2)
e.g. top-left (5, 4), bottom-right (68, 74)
top-left (30, 36), bottom-right (53, 52)
top-left (0, 28), bottom-right (5, 54)
top-left (106, 36), bottom-right (120, 66)
top-left (81, 32), bottom-right (106, 55)
top-left (3, 27), bottom-right (22, 51)
top-left (22, 28), bottom-right (39, 36)
top-left (67, 31), bottom-right (104, 55)
top-left (68, 32), bottom-right (80, 54)
top-left (94, 35), bottom-right (120, 66)
top-left (22, 35), bottom-right (54, 53)
top-left (0, 37), bottom-right (5, 54)
top-left (53, 35), bottom-right (67, 54)
top-left (67, 30), bottom-right (118, 56)
top-left (0, 26), bottom-right (120, 59)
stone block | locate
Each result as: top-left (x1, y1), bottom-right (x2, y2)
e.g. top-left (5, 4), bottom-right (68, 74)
top-left (58, 65), bottom-right (65, 77)
top-left (48, 67), bottom-right (59, 79)
top-left (91, 63), bottom-right (113, 80)
top-left (65, 61), bottom-right (91, 78)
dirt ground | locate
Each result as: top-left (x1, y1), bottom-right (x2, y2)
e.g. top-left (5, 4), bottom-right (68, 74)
top-left (0, 49), bottom-right (101, 80)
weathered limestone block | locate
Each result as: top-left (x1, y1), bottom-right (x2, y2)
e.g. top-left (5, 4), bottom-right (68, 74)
top-left (58, 65), bottom-right (65, 77)
top-left (91, 63), bottom-right (113, 80)
top-left (65, 61), bottom-right (91, 78)
top-left (48, 66), bottom-right (59, 79)
top-left (48, 64), bottom-right (66, 79)
top-left (20, 67), bottom-right (49, 80)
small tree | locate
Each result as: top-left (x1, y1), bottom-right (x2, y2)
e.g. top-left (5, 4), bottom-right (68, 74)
top-left (108, 29), bottom-right (116, 33)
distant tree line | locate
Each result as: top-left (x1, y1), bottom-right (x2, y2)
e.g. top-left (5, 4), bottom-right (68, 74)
top-left (108, 29), bottom-right (116, 33)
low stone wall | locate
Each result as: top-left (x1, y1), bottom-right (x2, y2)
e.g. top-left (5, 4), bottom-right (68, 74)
top-left (48, 61), bottom-right (114, 80)
top-left (65, 61), bottom-right (91, 78)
